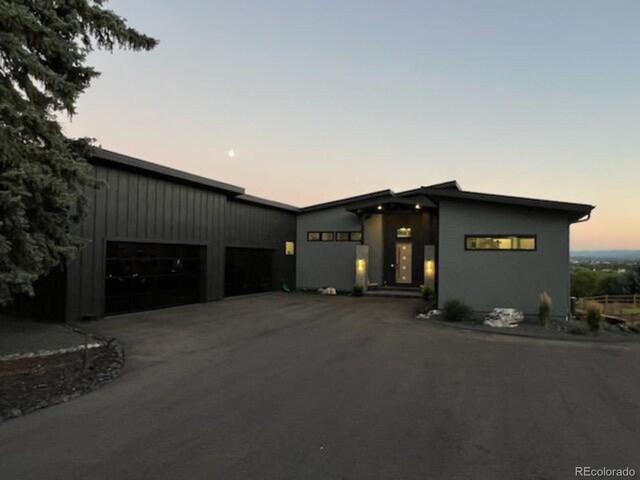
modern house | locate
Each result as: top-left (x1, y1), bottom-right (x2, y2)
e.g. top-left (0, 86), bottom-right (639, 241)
top-left (9, 148), bottom-right (593, 321)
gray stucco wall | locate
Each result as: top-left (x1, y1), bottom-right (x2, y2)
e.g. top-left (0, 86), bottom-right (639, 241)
top-left (296, 207), bottom-right (361, 291)
top-left (363, 214), bottom-right (383, 285)
top-left (438, 199), bottom-right (570, 317)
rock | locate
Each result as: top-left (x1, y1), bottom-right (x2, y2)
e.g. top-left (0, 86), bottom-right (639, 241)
top-left (416, 309), bottom-right (441, 320)
top-left (7, 408), bottom-right (22, 418)
top-left (317, 287), bottom-right (337, 295)
top-left (483, 308), bottom-right (524, 328)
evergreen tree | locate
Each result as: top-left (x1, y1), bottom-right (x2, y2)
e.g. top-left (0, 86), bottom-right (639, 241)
top-left (0, 1), bottom-right (157, 304)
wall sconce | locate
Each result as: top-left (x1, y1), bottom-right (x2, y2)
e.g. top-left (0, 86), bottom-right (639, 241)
top-left (424, 259), bottom-right (435, 278)
top-left (285, 241), bottom-right (295, 255)
top-left (415, 204), bottom-right (421, 210)
top-left (356, 258), bottom-right (366, 272)
top-left (377, 205), bottom-right (383, 211)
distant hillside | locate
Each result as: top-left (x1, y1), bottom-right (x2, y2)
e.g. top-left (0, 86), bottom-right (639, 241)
top-left (571, 250), bottom-right (640, 261)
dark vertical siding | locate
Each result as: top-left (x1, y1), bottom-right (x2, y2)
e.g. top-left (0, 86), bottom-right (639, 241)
top-left (64, 163), bottom-right (297, 321)
top-left (224, 200), bottom-right (297, 291)
top-left (66, 165), bottom-right (229, 321)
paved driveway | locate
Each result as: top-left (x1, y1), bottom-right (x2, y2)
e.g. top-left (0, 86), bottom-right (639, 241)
top-left (1, 293), bottom-right (638, 480)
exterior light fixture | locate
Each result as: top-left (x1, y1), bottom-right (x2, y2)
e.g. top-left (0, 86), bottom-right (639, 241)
top-left (356, 258), bottom-right (366, 272)
top-left (377, 205), bottom-right (383, 211)
top-left (415, 204), bottom-right (421, 210)
top-left (425, 259), bottom-right (435, 278)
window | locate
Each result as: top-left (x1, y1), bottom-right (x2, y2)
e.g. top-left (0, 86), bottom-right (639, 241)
top-left (396, 227), bottom-right (412, 239)
top-left (465, 235), bottom-right (536, 251)
top-left (336, 231), bottom-right (362, 242)
top-left (285, 241), bottom-right (295, 255)
top-left (308, 231), bottom-right (335, 241)
top-left (321, 232), bottom-right (334, 241)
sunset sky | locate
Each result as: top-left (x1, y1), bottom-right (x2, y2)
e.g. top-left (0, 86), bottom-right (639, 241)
top-left (61, 1), bottom-right (640, 250)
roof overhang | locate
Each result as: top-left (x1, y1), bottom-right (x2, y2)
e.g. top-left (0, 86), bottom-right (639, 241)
top-left (423, 188), bottom-right (595, 223)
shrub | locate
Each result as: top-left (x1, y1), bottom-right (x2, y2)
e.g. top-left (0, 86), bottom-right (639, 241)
top-left (421, 286), bottom-right (434, 303)
top-left (442, 299), bottom-right (473, 322)
top-left (538, 292), bottom-right (552, 327)
top-left (352, 284), bottom-right (363, 297)
top-left (585, 301), bottom-right (604, 333)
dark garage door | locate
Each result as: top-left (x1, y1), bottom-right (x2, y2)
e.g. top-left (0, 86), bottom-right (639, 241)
top-left (225, 248), bottom-right (273, 296)
top-left (105, 242), bottom-right (204, 315)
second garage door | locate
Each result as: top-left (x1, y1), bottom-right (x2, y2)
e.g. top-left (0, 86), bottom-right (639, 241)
top-left (225, 247), bottom-right (273, 296)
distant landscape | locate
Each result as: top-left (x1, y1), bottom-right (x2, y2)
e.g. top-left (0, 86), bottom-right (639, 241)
top-left (569, 250), bottom-right (639, 298)
top-left (571, 250), bottom-right (640, 261)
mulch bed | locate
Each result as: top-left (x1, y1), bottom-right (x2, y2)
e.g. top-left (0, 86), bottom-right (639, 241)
top-left (0, 339), bottom-right (124, 421)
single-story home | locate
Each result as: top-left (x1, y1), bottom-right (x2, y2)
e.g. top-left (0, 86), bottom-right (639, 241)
top-left (9, 148), bottom-right (594, 321)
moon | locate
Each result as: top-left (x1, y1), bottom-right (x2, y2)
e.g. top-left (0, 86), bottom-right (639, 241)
top-left (227, 149), bottom-right (235, 158)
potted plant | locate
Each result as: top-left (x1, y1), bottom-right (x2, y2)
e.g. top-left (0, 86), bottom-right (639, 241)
top-left (352, 284), bottom-right (363, 297)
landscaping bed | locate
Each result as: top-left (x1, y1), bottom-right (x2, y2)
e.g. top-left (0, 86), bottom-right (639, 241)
top-left (0, 331), bottom-right (124, 421)
top-left (416, 301), bottom-right (640, 342)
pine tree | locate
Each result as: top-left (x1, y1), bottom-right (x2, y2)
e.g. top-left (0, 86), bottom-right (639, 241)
top-left (0, 1), bottom-right (157, 304)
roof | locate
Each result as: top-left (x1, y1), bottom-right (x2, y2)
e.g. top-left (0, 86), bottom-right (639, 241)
top-left (90, 147), bottom-right (297, 212)
top-left (300, 179), bottom-right (594, 222)
top-left (422, 187), bottom-right (594, 222)
top-left (300, 189), bottom-right (393, 213)
top-left (234, 194), bottom-right (299, 212)
top-left (88, 149), bottom-right (594, 221)
top-left (90, 148), bottom-right (245, 195)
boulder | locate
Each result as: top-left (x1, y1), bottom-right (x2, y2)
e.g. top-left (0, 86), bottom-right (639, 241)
top-left (483, 308), bottom-right (524, 328)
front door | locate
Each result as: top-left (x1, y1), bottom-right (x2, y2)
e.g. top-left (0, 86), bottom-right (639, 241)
top-left (395, 242), bottom-right (412, 284)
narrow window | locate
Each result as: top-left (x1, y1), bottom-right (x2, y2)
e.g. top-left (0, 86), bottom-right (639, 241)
top-left (465, 235), bottom-right (536, 251)
top-left (336, 232), bottom-right (351, 241)
top-left (307, 232), bottom-right (321, 241)
top-left (350, 231), bottom-right (362, 241)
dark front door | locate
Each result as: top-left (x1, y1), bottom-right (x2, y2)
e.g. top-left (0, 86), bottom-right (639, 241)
top-left (225, 247), bottom-right (273, 296)
top-left (395, 242), bottom-right (413, 284)
top-left (105, 242), bottom-right (204, 315)
top-left (383, 212), bottom-right (427, 287)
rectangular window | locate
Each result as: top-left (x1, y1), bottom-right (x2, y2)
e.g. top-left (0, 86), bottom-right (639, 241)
top-left (336, 231), bottom-right (362, 242)
top-left (465, 235), bottom-right (536, 251)
top-left (321, 232), bottom-right (334, 241)
top-left (396, 227), bottom-right (412, 238)
top-left (307, 231), bottom-right (336, 241)
top-left (285, 241), bottom-right (295, 255)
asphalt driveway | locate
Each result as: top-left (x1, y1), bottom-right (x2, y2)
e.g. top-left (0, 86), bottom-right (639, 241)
top-left (0, 293), bottom-right (638, 480)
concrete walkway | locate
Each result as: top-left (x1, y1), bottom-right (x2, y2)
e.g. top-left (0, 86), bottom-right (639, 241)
top-left (0, 293), bottom-right (638, 479)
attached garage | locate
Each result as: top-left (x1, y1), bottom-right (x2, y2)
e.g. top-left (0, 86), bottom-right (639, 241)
top-left (105, 242), bottom-right (205, 314)
top-left (224, 247), bottom-right (273, 296)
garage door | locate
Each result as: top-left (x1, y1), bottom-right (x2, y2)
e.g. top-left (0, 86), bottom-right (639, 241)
top-left (225, 247), bottom-right (273, 296)
top-left (105, 242), bottom-right (204, 315)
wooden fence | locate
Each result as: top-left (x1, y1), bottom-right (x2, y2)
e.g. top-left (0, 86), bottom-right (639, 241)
top-left (581, 295), bottom-right (638, 306)
top-left (579, 295), bottom-right (639, 318)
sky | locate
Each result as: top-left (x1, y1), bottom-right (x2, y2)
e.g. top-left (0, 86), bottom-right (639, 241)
top-left (61, 0), bottom-right (640, 250)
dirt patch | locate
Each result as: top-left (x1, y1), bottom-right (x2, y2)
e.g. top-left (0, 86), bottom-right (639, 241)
top-left (0, 340), bottom-right (124, 421)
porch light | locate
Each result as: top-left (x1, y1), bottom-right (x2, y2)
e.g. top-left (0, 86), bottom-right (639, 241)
top-left (415, 204), bottom-right (421, 210)
top-left (356, 258), bottom-right (366, 273)
top-left (377, 205), bottom-right (383, 211)
top-left (425, 259), bottom-right (435, 278)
